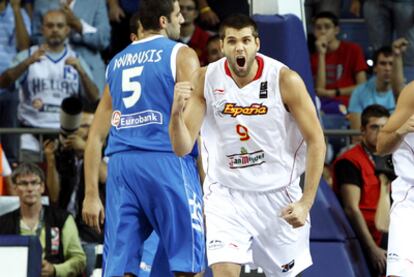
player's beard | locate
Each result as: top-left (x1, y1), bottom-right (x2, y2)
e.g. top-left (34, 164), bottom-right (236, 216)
top-left (228, 54), bottom-right (256, 78)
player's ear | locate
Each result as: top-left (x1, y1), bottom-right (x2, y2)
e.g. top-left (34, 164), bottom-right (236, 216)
top-left (256, 37), bottom-right (260, 52)
top-left (159, 15), bottom-right (168, 29)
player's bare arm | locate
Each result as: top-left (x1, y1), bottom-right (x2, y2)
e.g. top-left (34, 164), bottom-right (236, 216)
top-left (377, 81), bottom-right (414, 155)
top-left (82, 85), bottom-right (112, 233)
top-left (279, 68), bottom-right (326, 228)
top-left (170, 46), bottom-right (205, 156)
top-left (170, 67), bottom-right (207, 156)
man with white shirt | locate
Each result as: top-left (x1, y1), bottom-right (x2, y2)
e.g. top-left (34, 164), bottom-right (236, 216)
top-left (31, 0), bottom-right (111, 93)
top-left (0, 9), bottom-right (99, 161)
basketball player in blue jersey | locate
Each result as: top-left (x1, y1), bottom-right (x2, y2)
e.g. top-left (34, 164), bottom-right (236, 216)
top-left (82, 0), bottom-right (205, 276)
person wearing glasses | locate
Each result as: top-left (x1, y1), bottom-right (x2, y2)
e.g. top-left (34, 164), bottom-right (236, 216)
top-left (0, 163), bottom-right (86, 277)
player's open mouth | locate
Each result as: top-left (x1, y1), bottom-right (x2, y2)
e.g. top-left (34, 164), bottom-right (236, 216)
top-left (236, 56), bottom-right (246, 67)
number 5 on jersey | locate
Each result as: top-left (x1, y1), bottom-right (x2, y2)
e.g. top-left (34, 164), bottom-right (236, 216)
top-left (122, 66), bottom-right (143, 108)
top-left (236, 124), bottom-right (250, 141)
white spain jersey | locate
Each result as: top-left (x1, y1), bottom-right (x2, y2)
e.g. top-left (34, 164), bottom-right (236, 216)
top-left (201, 54), bottom-right (306, 191)
top-left (393, 133), bottom-right (414, 183)
top-left (18, 45), bottom-right (80, 128)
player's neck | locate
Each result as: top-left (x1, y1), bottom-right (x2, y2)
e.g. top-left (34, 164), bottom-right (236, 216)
top-left (141, 29), bottom-right (166, 40)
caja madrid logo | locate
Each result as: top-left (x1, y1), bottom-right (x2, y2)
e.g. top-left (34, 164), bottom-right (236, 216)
top-left (222, 103), bottom-right (268, 117)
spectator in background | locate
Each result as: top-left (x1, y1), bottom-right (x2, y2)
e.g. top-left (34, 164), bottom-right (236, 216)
top-left (179, 0), bottom-right (210, 65)
top-left (304, 0), bottom-right (341, 34)
top-left (348, 46), bottom-right (400, 130)
top-left (0, 10), bottom-right (99, 162)
top-left (333, 105), bottom-right (391, 276)
top-left (196, 0), bottom-right (249, 31)
top-left (311, 11), bottom-right (367, 112)
top-left (32, 0), bottom-right (110, 93)
top-left (106, 0), bottom-right (140, 61)
top-left (0, 0), bottom-right (31, 164)
top-left (206, 34), bottom-right (223, 64)
top-left (43, 111), bottom-right (105, 277)
top-left (0, 162), bottom-right (86, 277)
top-left (351, 0), bottom-right (414, 82)
top-left (0, 143), bottom-right (13, 196)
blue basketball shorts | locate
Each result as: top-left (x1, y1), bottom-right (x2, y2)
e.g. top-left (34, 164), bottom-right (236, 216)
top-left (105, 151), bottom-right (205, 276)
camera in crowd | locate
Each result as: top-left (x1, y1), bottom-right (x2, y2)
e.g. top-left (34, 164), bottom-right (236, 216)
top-left (373, 154), bottom-right (396, 181)
top-left (56, 97), bottom-right (83, 176)
top-left (60, 96), bottom-right (83, 138)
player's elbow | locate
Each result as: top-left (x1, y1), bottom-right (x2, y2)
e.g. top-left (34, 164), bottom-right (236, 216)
top-left (171, 144), bottom-right (191, 157)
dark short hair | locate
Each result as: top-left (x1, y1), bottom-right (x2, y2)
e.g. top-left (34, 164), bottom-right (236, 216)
top-left (313, 11), bottom-right (339, 27)
top-left (11, 163), bottom-right (45, 184)
top-left (129, 12), bottom-right (141, 35)
top-left (138, 0), bottom-right (176, 31)
top-left (373, 46), bottom-right (393, 66)
top-left (218, 14), bottom-right (259, 40)
top-left (361, 104), bottom-right (390, 127)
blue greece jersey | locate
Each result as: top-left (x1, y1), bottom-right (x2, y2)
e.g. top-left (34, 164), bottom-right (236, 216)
top-left (105, 35), bottom-right (181, 156)
top-left (103, 35), bottom-right (205, 277)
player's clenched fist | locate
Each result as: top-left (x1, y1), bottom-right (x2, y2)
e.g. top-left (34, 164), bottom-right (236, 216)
top-left (171, 81), bottom-right (193, 116)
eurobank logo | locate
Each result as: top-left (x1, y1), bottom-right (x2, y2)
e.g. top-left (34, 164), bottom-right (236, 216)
top-left (111, 110), bottom-right (163, 129)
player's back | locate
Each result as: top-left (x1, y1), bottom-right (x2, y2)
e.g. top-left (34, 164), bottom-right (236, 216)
top-left (105, 35), bottom-right (184, 156)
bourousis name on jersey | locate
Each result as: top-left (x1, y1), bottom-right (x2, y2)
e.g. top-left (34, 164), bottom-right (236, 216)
top-left (113, 49), bottom-right (163, 70)
top-left (222, 103), bottom-right (268, 117)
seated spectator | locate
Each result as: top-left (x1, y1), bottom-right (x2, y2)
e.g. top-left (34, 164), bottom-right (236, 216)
top-left (43, 110), bottom-right (105, 277)
top-left (179, 0), bottom-right (210, 65)
top-left (0, 0), bottom-right (31, 164)
top-left (0, 162), bottom-right (86, 276)
top-left (206, 34), bottom-right (223, 64)
top-left (311, 11), bottom-right (367, 112)
top-left (32, 0), bottom-right (110, 92)
top-left (0, 10), bottom-right (99, 162)
top-left (333, 104), bottom-right (392, 276)
top-left (0, 143), bottom-right (13, 195)
top-left (348, 46), bottom-right (398, 130)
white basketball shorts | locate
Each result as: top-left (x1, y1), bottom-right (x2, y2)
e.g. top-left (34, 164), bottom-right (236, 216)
top-left (387, 178), bottom-right (414, 277)
top-left (203, 178), bottom-right (312, 277)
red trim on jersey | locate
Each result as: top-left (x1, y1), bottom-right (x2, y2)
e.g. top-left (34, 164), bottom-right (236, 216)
top-left (224, 55), bottom-right (264, 80)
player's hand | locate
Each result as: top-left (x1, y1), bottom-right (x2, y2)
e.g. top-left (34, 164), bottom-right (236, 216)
top-left (171, 81), bottom-right (193, 116)
top-left (396, 114), bottom-right (414, 136)
top-left (41, 260), bottom-right (56, 277)
top-left (82, 195), bottom-right (105, 233)
top-left (392, 38), bottom-right (409, 56)
top-left (368, 245), bottom-right (387, 275)
top-left (281, 201), bottom-right (310, 228)
top-left (315, 36), bottom-right (328, 55)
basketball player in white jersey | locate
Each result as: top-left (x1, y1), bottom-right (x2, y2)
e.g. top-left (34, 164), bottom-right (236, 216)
top-left (169, 14), bottom-right (326, 277)
top-left (377, 82), bottom-right (414, 277)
